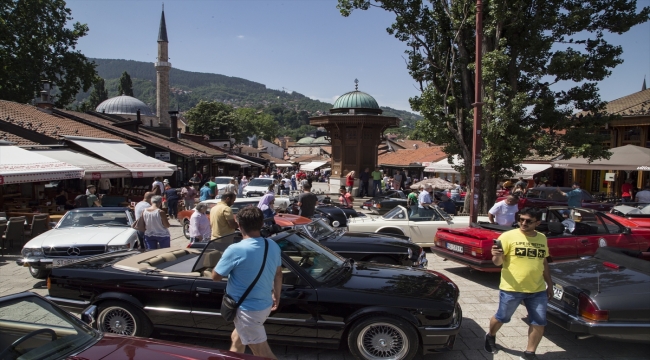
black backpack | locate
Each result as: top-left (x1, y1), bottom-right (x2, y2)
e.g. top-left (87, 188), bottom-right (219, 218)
top-left (74, 194), bottom-right (88, 208)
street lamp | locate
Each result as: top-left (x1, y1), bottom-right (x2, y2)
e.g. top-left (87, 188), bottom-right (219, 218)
top-left (470, 0), bottom-right (484, 223)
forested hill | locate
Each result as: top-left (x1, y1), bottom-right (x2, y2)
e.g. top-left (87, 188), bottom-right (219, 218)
top-left (74, 58), bottom-right (422, 138)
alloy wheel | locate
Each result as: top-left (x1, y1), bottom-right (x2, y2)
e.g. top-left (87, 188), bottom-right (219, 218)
top-left (357, 322), bottom-right (408, 360)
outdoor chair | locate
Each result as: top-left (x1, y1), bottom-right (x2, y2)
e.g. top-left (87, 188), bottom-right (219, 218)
top-left (0, 220), bottom-right (7, 256)
top-left (25, 214), bottom-right (49, 239)
top-left (3, 217), bottom-right (26, 251)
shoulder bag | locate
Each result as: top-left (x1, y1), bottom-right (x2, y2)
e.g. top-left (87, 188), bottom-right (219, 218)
top-left (220, 238), bottom-right (269, 322)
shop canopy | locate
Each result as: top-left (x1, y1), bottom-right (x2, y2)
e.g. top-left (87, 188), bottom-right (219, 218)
top-left (513, 164), bottom-right (552, 179)
top-left (216, 158), bottom-right (250, 167)
top-left (228, 155), bottom-right (264, 168)
top-left (65, 136), bottom-right (176, 178)
top-left (274, 163), bottom-right (294, 168)
top-left (550, 145), bottom-right (650, 171)
top-left (301, 161), bottom-right (329, 172)
top-left (424, 156), bottom-right (463, 173)
top-left (0, 142), bottom-right (84, 184)
top-left (31, 149), bottom-right (131, 180)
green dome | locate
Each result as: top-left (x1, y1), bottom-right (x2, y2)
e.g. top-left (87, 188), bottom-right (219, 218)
top-left (312, 136), bottom-right (330, 145)
top-left (332, 90), bottom-right (380, 110)
top-left (297, 137), bottom-right (315, 145)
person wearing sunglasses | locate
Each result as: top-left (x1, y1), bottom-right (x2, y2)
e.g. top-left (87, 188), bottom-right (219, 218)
top-left (485, 207), bottom-right (553, 360)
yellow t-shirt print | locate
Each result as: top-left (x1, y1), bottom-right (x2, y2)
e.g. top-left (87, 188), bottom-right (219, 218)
top-left (498, 229), bottom-right (549, 293)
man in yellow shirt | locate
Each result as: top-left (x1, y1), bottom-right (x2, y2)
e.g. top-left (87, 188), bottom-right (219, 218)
top-left (210, 192), bottom-right (238, 241)
top-left (485, 208), bottom-right (553, 360)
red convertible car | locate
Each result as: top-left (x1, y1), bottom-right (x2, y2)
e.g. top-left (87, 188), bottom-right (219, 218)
top-left (608, 204), bottom-right (650, 229)
top-left (432, 207), bottom-right (650, 272)
top-left (496, 187), bottom-right (613, 211)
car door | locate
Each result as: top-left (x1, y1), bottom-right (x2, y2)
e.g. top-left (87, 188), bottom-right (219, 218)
top-left (409, 208), bottom-right (447, 244)
top-left (543, 210), bottom-right (577, 260)
top-left (595, 213), bottom-right (639, 251)
top-left (140, 273), bottom-right (197, 329)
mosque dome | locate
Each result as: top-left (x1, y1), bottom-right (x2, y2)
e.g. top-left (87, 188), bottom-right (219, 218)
top-left (312, 136), bottom-right (330, 145)
top-left (96, 95), bottom-right (155, 116)
top-left (297, 137), bottom-right (315, 145)
top-left (332, 90), bottom-right (380, 110)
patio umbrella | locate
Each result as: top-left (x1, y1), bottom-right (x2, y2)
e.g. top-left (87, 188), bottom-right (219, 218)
top-left (410, 178), bottom-right (456, 190)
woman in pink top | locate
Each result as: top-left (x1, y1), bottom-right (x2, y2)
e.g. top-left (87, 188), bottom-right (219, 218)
top-left (345, 171), bottom-right (355, 193)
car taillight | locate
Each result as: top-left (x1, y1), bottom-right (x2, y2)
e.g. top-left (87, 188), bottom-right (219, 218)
top-left (470, 246), bottom-right (483, 257)
top-left (433, 236), bottom-right (441, 246)
top-left (602, 261), bottom-right (622, 270)
top-left (47, 276), bottom-right (51, 290)
top-left (376, 203), bottom-right (381, 208)
top-left (579, 293), bottom-right (608, 321)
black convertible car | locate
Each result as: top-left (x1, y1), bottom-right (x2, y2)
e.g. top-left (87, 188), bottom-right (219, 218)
top-left (47, 231), bottom-right (462, 359)
top-left (547, 247), bottom-right (650, 343)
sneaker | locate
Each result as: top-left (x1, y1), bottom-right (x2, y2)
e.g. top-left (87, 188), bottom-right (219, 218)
top-left (520, 351), bottom-right (539, 360)
top-left (484, 334), bottom-right (498, 354)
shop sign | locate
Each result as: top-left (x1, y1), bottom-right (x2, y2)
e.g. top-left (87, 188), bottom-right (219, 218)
top-left (155, 152), bottom-right (171, 161)
top-left (91, 172), bottom-right (102, 180)
top-left (136, 172), bottom-right (144, 178)
top-left (605, 173), bottom-right (615, 181)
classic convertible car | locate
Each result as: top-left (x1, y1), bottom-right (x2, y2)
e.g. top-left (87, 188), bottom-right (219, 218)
top-left (347, 205), bottom-right (487, 247)
top-left (608, 203), bottom-right (650, 228)
top-left (432, 207), bottom-right (650, 272)
top-left (547, 247), bottom-right (650, 343)
top-left (497, 187), bottom-right (613, 211)
top-left (361, 190), bottom-right (408, 215)
top-left (16, 208), bottom-right (138, 279)
top-left (47, 231), bottom-right (462, 359)
top-left (0, 292), bottom-right (262, 360)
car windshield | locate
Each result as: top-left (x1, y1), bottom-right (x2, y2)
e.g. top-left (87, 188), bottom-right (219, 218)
top-left (0, 295), bottom-right (98, 360)
top-left (213, 178), bottom-right (231, 184)
top-left (299, 219), bottom-right (336, 240)
top-left (526, 188), bottom-right (594, 201)
top-left (248, 178), bottom-right (274, 187)
top-left (382, 206), bottom-right (408, 220)
top-left (276, 232), bottom-right (345, 282)
top-left (231, 200), bottom-right (258, 214)
top-left (58, 211), bottom-right (130, 228)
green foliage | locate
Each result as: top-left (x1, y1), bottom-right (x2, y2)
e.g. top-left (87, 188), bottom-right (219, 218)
top-left (0, 0), bottom-right (96, 107)
top-left (338, 0), bottom-right (649, 211)
top-left (117, 71), bottom-right (134, 96)
top-left (185, 101), bottom-right (239, 141)
top-left (88, 78), bottom-right (108, 109)
top-left (233, 108), bottom-right (279, 141)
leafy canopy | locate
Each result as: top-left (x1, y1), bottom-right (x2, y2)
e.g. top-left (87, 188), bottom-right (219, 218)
top-left (0, 0), bottom-right (97, 107)
top-left (185, 101), bottom-right (279, 142)
top-left (117, 71), bottom-right (133, 97)
top-left (338, 0), bottom-right (649, 209)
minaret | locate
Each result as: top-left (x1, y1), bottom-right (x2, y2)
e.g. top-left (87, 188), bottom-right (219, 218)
top-left (155, 5), bottom-right (171, 127)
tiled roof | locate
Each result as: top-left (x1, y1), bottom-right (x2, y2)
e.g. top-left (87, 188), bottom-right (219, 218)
top-left (291, 154), bottom-right (328, 163)
top-left (237, 145), bottom-right (260, 154)
top-left (0, 131), bottom-right (37, 145)
top-left (319, 146), bottom-right (332, 154)
top-left (56, 109), bottom-right (221, 158)
top-left (0, 101), bottom-right (138, 146)
top-left (602, 89), bottom-right (650, 116)
top-left (388, 139), bottom-right (434, 150)
top-left (261, 152), bottom-right (290, 164)
top-left (378, 146), bottom-right (447, 166)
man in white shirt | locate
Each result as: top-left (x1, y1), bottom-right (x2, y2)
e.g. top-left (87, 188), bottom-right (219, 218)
top-left (152, 177), bottom-right (164, 195)
top-left (98, 178), bottom-right (112, 195)
top-left (417, 185), bottom-right (434, 217)
top-left (488, 195), bottom-right (519, 226)
top-left (635, 185), bottom-right (650, 203)
top-left (134, 192), bottom-right (154, 248)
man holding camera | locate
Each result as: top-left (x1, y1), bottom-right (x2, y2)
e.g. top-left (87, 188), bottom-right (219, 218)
top-left (486, 208), bottom-right (554, 360)
top-left (212, 207), bottom-right (283, 359)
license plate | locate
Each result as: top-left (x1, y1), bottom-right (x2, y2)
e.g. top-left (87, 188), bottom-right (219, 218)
top-left (553, 284), bottom-right (564, 300)
top-left (446, 243), bottom-right (464, 253)
top-left (53, 259), bottom-right (81, 268)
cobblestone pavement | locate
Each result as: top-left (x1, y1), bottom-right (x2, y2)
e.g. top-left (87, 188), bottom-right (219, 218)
top-left (1, 201), bottom-right (649, 359)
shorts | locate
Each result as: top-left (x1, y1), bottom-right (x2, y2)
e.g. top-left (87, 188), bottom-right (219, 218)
top-left (495, 290), bottom-right (547, 326)
top-left (233, 306), bottom-right (272, 345)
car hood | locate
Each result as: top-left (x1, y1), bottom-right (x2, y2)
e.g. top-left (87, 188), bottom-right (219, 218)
top-left (336, 262), bottom-right (458, 303)
top-left (436, 225), bottom-right (501, 241)
top-left (24, 227), bottom-right (132, 248)
top-left (74, 333), bottom-right (261, 359)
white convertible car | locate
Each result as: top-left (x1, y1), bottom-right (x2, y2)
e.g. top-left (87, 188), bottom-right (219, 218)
top-left (347, 205), bottom-right (488, 247)
top-left (17, 208), bottom-right (138, 279)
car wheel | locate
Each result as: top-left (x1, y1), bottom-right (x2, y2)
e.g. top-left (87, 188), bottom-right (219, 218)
top-left (183, 220), bottom-right (190, 239)
top-left (28, 266), bottom-right (49, 279)
top-left (366, 256), bottom-right (399, 265)
top-left (97, 301), bottom-right (152, 337)
top-left (348, 315), bottom-right (418, 360)
top-left (378, 229), bottom-right (404, 236)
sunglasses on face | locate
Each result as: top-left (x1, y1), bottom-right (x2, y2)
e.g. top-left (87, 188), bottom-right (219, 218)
top-left (518, 218), bottom-right (537, 224)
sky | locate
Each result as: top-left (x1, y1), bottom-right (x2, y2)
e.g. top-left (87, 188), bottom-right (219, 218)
top-left (64, 0), bottom-right (650, 113)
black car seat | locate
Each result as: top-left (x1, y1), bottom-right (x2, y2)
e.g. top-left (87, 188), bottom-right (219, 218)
top-left (572, 222), bottom-right (594, 235)
top-left (547, 222), bottom-right (565, 235)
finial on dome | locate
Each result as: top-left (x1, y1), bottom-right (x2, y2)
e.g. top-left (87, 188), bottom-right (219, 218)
top-left (354, 78), bottom-right (359, 91)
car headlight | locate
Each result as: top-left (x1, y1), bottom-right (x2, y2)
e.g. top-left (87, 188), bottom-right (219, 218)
top-left (22, 248), bottom-right (43, 257)
top-left (408, 247), bottom-right (413, 259)
top-left (107, 245), bottom-right (130, 252)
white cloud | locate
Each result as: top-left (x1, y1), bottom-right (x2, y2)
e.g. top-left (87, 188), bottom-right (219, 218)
top-left (237, 35), bottom-right (244, 39)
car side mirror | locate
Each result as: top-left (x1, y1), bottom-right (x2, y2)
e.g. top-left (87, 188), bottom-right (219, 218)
top-left (81, 305), bottom-right (97, 327)
top-left (622, 227), bottom-right (631, 235)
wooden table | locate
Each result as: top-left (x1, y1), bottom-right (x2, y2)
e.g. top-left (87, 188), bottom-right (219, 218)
top-left (49, 214), bottom-right (64, 222)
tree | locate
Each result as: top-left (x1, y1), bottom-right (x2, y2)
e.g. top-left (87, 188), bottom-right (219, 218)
top-left (0, 0), bottom-right (97, 107)
top-left (234, 108), bottom-right (280, 141)
top-left (185, 100), bottom-right (242, 141)
top-left (117, 71), bottom-right (134, 96)
top-left (338, 0), bottom-right (649, 211)
top-left (87, 78), bottom-right (108, 109)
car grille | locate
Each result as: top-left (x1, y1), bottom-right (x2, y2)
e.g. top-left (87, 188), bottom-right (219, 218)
top-left (42, 245), bottom-right (107, 257)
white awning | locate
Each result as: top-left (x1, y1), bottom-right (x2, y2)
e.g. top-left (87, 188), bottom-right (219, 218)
top-left (301, 161), bottom-right (328, 172)
top-left (31, 149), bottom-right (131, 180)
top-left (274, 163), bottom-right (293, 168)
top-left (424, 155), bottom-right (463, 174)
top-left (514, 163), bottom-right (551, 179)
top-left (0, 143), bottom-right (84, 184)
top-left (66, 136), bottom-right (176, 178)
top-left (228, 155), bottom-right (264, 168)
top-left (216, 158), bottom-right (250, 167)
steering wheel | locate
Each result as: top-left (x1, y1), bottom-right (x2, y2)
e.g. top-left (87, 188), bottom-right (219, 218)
top-left (0, 328), bottom-right (57, 358)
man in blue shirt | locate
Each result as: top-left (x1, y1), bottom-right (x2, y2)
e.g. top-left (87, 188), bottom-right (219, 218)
top-left (558, 182), bottom-right (583, 208)
top-left (199, 182), bottom-right (212, 201)
top-left (212, 207), bottom-right (282, 359)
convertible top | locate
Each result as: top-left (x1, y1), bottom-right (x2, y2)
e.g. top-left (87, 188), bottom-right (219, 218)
top-left (594, 247), bottom-right (650, 276)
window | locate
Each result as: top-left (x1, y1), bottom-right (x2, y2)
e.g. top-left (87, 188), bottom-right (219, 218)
top-left (623, 127), bottom-right (641, 145)
top-left (598, 215), bottom-right (622, 234)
